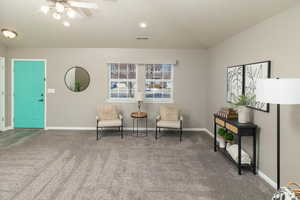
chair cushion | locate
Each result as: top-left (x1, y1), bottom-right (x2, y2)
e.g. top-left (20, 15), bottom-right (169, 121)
top-left (157, 120), bottom-right (180, 129)
top-left (160, 106), bottom-right (179, 121)
top-left (98, 104), bottom-right (118, 120)
top-left (98, 119), bottom-right (122, 127)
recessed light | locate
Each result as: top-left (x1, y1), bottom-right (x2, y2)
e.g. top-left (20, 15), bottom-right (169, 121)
top-left (63, 21), bottom-right (71, 27)
top-left (1, 29), bottom-right (18, 39)
top-left (139, 22), bottom-right (147, 28)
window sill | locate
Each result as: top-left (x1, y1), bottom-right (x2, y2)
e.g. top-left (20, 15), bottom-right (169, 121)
top-left (106, 99), bottom-right (136, 104)
top-left (144, 100), bottom-right (174, 104)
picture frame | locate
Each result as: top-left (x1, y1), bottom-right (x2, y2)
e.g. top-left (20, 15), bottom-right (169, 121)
top-left (244, 61), bottom-right (271, 112)
top-left (227, 65), bottom-right (244, 103)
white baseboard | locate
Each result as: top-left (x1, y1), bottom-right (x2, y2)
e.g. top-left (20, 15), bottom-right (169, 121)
top-left (47, 127), bottom-right (207, 132)
top-left (257, 170), bottom-right (277, 189)
top-left (202, 128), bottom-right (214, 137)
top-left (2, 126), bottom-right (13, 131)
top-left (47, 127), bottom-right (96, 130)
top-left (201, 128), bottom-right (276, 190)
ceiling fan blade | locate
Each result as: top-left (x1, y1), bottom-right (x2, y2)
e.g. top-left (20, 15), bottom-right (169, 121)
top-left (80, 8), bottom-right (93, 17)
top-left (69, 7), bottom-right (84, 18)
top-left (68, 1), bottom-right (98, 9)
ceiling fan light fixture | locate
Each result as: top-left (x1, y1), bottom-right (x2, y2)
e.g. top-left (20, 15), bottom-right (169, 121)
top-left (63, 21), bottom-right (71, 27)
top-left (53, 12), bottom-right (61, 20)
top-left (55, 2), bottom-right (65, 13)
top-left (1, 29), bottom-right (18, 39)
top-left (41, 5), bottom-right (50, 14)
top-left (67, 9), bottom-right (76, 18)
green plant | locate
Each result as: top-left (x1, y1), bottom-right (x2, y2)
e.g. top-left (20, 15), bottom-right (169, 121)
top-left (230, 95), bottom-right (255, 107)
top-left (75, 81), bottom-right (81, 91)
top-left (224, 132), bottom-right (234, 141)
top-left (217, 128), bottom-right (226, 137)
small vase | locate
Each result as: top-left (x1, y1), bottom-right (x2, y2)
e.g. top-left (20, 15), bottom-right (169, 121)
top-left (217, 136), bottom-right (226, 148)
top-left (238, 106), bottom-right (251, 123)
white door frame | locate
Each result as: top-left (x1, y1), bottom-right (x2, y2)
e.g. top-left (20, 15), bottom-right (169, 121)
top-left (11, 59), bottom-right (47, 130)
top-left (0, 57), bottom-right (5, 131)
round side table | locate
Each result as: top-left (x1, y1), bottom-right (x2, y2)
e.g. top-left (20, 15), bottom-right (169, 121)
top-left (131, 112), bottom-right (148, 136)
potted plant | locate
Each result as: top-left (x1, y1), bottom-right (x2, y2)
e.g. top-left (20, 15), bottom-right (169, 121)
top-left (224, 132), bottom-right (234, 148)
top-left (75, 81), bottom-right (81, 92)
top-left (217, 128), bottom-right (226, 148)
top-left (230, 95), bottom-right (254, 123)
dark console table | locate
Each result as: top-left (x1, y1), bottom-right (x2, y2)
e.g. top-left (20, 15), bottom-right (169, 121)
top-left (213, 114), bottom-right (257, 175)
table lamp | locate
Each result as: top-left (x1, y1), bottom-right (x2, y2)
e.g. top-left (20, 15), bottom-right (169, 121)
top-left (256, 78), bottom-right (300, 189)
top-left (135, 91), bottom-right (144, 112)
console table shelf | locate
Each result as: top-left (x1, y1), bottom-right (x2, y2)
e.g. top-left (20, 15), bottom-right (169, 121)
top-left (213, 114), bottom-right (257, 175)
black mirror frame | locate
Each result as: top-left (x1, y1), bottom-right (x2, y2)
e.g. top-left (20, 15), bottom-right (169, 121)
top-left (64, 66), bottom-right (90, 93)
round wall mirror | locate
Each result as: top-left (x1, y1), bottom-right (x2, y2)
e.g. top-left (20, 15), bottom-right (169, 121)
top-left (64, 66), bottom-right (90, 92)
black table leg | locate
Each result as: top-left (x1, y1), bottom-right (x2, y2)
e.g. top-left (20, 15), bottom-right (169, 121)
top-left (253, 129), bottom-right (257, 174)
top-left (132, 119), bottom-right (135, 136)
top-left (238, 135), bottom-right (242, 175)
top-left (214, 120), bottom-right (217, 152)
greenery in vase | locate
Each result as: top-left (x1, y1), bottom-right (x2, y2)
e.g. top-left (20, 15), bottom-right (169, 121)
top-left (75, 81), bottom-right (81, 92)
top-left (217, 128), bottom-right (226, 137)
top-left (224, 132), bottom-right (234, 142)
top-left (230, 95), bottom-right (255, 107)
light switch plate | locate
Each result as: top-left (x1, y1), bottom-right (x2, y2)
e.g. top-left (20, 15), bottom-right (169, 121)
top-left (47, 89), bottom-right (55, 94)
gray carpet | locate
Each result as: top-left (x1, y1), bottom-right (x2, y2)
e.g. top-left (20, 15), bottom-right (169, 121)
top-left (0, 129), bottom-right (274, 200)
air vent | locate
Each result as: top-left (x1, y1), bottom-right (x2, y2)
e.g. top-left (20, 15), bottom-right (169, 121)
top-left (136, 36), bottom-right (151, 40)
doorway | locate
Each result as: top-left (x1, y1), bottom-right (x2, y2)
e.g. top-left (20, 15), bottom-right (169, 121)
top-left (12, 59), bottom-right (47, 129)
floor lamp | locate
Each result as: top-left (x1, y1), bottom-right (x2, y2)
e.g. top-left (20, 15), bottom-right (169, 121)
top-left (256, 78), bottom-right (300, 190)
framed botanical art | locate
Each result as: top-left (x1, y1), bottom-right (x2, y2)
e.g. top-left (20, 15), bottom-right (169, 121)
top-left (227, 65), bottom-right (244, 103)
top-left (244, 61), bottom-right (271, 112)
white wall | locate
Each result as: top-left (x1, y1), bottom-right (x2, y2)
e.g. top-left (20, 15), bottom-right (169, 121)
top-left (0, 43), bottom-right (6, 56)
top-left (6, 48), bottom-right (209, 129)
top-left (207, 4), bottom-right (300, 185)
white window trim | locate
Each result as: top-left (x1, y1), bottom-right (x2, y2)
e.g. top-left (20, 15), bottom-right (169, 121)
top-left (144, 64), bottom-right (174, 104)
top-left (106, 63), bottom-right (174, 104)
top-left (107, 63), bottom-right (138, 103)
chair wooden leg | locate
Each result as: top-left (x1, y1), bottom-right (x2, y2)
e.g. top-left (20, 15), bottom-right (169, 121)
top-left (96, 126), bottom-right (99, 140)
top-left (155, 126), bottom-right (158, 140)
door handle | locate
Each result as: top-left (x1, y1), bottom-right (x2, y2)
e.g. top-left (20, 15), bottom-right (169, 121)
top-left (38, 99), bottom-right (44, 102)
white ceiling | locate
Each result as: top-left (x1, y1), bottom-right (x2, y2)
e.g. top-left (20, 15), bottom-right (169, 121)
top-left (0, 0), bottom-right (299, 49)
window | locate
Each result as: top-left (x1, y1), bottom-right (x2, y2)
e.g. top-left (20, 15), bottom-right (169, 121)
top-left (108, 63), bottom-right (137, 101)
top-left (145, 64), bottom-right (173, 102)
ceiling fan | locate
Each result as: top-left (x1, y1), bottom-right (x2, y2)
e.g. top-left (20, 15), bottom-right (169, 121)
top-left (41, 0), bottom-right (99, 26)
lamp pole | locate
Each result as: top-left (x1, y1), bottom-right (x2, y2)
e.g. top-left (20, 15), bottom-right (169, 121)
top-left (276, 77), bottom-right (280, 190)
top-left (277, 103), bottom-right (280, 190)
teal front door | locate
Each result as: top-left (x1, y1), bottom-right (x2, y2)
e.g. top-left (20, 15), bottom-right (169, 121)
top-left (14, 60), bottom-right (45, 128)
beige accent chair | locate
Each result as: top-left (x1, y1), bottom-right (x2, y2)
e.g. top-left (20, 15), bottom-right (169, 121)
top-left (96, 104), bottom-right (124, 140)
top-left (156, 106), bottom-right (183, 141)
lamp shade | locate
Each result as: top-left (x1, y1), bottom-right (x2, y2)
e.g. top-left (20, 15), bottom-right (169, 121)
top-left (256, 79), bottom-right (300, 104)
top-left (135, 91), bottom-right (144, 101)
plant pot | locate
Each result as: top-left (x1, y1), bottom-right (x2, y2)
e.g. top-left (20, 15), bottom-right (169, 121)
top-left (238, 106), bottom-right (251, 123)
top-left (217, 136), bottom-right (226, 148)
